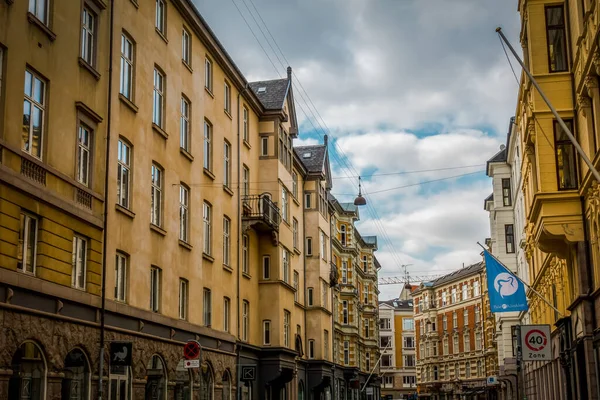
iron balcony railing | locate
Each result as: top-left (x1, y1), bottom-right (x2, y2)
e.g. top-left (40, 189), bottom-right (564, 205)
top-left (242, 194), bottom-right (281, 231)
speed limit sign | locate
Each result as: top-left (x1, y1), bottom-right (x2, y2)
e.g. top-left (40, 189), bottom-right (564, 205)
top-left (520, 325), bottom-right (551, 361)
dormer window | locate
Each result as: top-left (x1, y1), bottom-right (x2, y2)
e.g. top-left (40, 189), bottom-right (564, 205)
top-left (258, 87), bottom-right (266, 93)
top-left (303, 152), bottom-right (311, 158)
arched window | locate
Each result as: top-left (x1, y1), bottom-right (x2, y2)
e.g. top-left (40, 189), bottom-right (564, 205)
top-left (145, 354), bottom-right (167, 400)
top-left (9, 341), bottom-right (47, 399)
top-left (62, 348), bottom-right (90, 400)
top-left (222, 370), bottom-right (231, 400)
top-left (465, 361), bottom-right (471, 378)
top-left (200, 362), bottom-right (214, 400)
top-left (477, 360), bottom-right (483, 377)
top-left (298, 380), bottom-right (305, 400)
top-left (175, 359), bottom-right (192, 400)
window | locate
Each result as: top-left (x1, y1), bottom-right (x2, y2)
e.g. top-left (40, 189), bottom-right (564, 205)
top-left (364, 284), bottom-right (369, 304)
top-left (17, 213), bottom-right (38, 274)
top-left (23, 69), bottom-right (46, 158)
top-left (320, 231), bottom-right (327, 261)
top-left (433, 366), bottom-right (439, 381)
top-left (293, 218), bottom-right (299, 249)
top-left (322, 281), bottom-right (328, 308)
top-left (224, 81), bottom-right (231, 113)
top-left (380, 336), bottom-right (391, 348)
top-left (443, 338), bottom-right (449, 355)
top-left (203, 120), bottom-right (212, 170)
top-left (242, 235), bottom-right (249, 274)
top-left (475, 332), bottom-right (482, 350)
top-left (262, 256), bottom-right (270, 279)
top-left (341, 261), bottom-right (348, 283)
top-left (179, 279), bottom-right (188, 320)
top-left (381, 355), bottom-right (392, 367)
top-left (554, 120), bottom-right (577, 189)
top-left (179, 185), bottom-right (189, 242)
top-left (263, 321), bottom-right (271, 345)
top-left (72, 236), bottom-right (87, 290)
top-left (81, 6), bottom-right (96, 65)
top-left (261, 136), bottom-right (268, 156)
top-left (453, 335), bottom-right (459, 354)
top-left (324, 330), bottom-right (329, 360)
top-left (242, 166), bottom-right (249, 197)
top-left (151, 164), bottom-right (162, 226)
top-left (243, 106), bottom-right (249, 142)
top-left (203, 202), bottom-right (211, 255)
top-left (475, 304), bottom-right (481, 324)
top-left (403, 375), bottom-right (416, 386)
top-left (505, 224), bottom-right (515, 253)
top-left (223, 141), bottom-right (231, 187)
top-left (119, 34), bottom-right (135, 101)
top-left (155, 0), bottom-right (166, 35)
top-left (477, 360), bottom-right (483, 377)
top-left (117, 139), bottom-right (131, 208)
top-left (223, 297), bottom-right (230, 332)
top-left (242, 301), bottom-right (249, 341)
top-left (292, 172), bottom-right (298, 198)
top-left (364, 319), bottom-right (369, 338)
top-left (442, 291), bottom-right (447, 306)
top-left (307, 288), bottom-right (314, 306)
top-left (462, 284), bottom-right (468, 300)
top-left (340, 225), bottom-right (347, 246)
top-left (343, 341), bottom-right (349, 365)
top-left (182, 28), bottom-right (191, 65)
top-left (465, 362), bottom-right (471, 378)
top-left (293, 271), bottom-right (299, 302)
top-left (380, 318), bottom-right (391, 330)
top-left (362, 255), bottom-right (368, 272)
top-left (305, 192), bottom-right (312, 208)
top-left (474, 280), bottom-right (480, 296)
top-left (453, 311), bottom-right (457, 328)
top-left (220, 216), bottom-right (231, 266)
top-left (180, 96), bottom-right (190, 151)
top-left (203, 288), bottom-right (212, 326)
top-left (366, 352), bottom-right (370, 371)
top-left (282, 249), bottom-right (290, 283)
top-left (281, 187), bottom-right (290, 222)
top-left (501, 178), bottom-right (512, 206)
top-left (153, 68), bottom-right (164, 128)
top-left (150, 266), bottom-right (161, 312)
top-left (342, 301), bottom-right (348, 324)
top-left (306, 237), bottom-right (313, 256)
top-left (451, 288), bottom-right (457, 303)
top-left (205, 57), bottom-right (212, 92)
top-left (404, 355), bottom-right (415, 367)
top-left (115, 252), bottom-right (127, 302)
top-left (284, 310), bottom-right (291, 347)
top-left (29, 0), bottom-right (48, 24)
top-left (463, 309), bottom-right (469, 326)
top-left (308, 340), bottom-right (315, 359)
top-left (545, 6), bottom-right (568, 73)
top-left (76, 123), bottom-right (93, 186)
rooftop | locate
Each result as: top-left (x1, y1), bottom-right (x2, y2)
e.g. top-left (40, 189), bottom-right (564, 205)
top-left (249, 78), bottom-right (290, 110)
top-left (431, 261), bottom-right (484, 287)
top-left (379, 298), bottom-right (414, 310)
top-left (294, 145), bottom-right (327, 174)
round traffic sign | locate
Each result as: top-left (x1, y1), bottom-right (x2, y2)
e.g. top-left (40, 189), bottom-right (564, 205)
top-left (183, 340), bottom-right (201, 360)
top-left (525, 329), bottom-right (548, 352)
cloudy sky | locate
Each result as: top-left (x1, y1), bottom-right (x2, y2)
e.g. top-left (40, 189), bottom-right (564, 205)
top-left (193, 0), bottom-right (521, 300)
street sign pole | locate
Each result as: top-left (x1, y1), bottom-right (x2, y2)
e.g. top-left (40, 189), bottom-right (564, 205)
top-left (515, 325), bottom-right (522, 400)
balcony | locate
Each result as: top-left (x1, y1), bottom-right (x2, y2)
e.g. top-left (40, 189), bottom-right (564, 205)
top-left (242, 194), bottom-right (281, 233)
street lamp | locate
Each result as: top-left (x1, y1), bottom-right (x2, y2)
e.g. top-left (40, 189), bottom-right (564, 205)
top-left (354, 176), bottom-right (367, 206)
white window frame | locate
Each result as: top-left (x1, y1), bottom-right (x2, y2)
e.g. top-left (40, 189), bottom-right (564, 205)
top-left (72, 235), bottom-right (87, 290)
top-left (117, 139), bottom-right (131, 208)
top-left (29, 0), bottom-right (49, 24)
top-left (179, 184), bottom-right (189, 242)
top-left (242, 166), bottom-right (249, 197)
top-left (223, 297), bottom-right (230, 332)
top-left (224, 81), bottom-right (231, 113)
top-left (203, 288), bottom-right (212, 327)
top-left (150, 266), bottom-right (161, 312)
top-left (292, 172), bottom-right (298, 198)
top-left (151, 163), bottom-right (162, 227)
top-left (23, 69), bottom-right (46, 159)
top-left (324, 330), bottom-right (329, 360)
top-left (322, 281), bottom-right (328, 308)
top-left (293, 271), bottom-right (299, 302)
top-left (342, 261), bottom-right (348, 284)
top-left (205, 57), bottom-right (213, 92)
top-left (282, 248), bottom-right (290, 283)
top-left (261, 136), bottom-right (268, 156)
top-left (120, 34), bottom-right (134, 99)
top-left (475, 331), bottom-right (482, 350)
top-left (155, 0), bottom-right (166, 34)
top-left (243, 106), bottom-right (249, 142)
top-left (18, 213), bottom-right (38, 274)
top-left (293, 218), bottom-right (298, 249)
top-left (464, 309), bottom-right (469, 326)
top-left (283, 310), bottom-right (290, 347)
top-left (462, 284), bottom-right (468, 300)
top-left (182, 28), bottom-right (191, 65)
top-left (153, 68), bottom-right (164, 128)
top-left (180, 96), bottom-right (190, 151)
top-left (474, 280), bottom-right (480, 296)
top-left (281, 188), bottom-right (289, 222)
top-left (203, 202), bottom-right (211, 255)
top-left (342, 301), bottom-right (348, 324)
top-left (115, 252), bottom-right (127, 302)
top-left (242, 301), bottom-right (249, 341)
top-left (223, 216), bottom-right (231, 266)
top-left (76, 123), bottom-right (92, 187)
top-left (203, 120), bottom-right (212, 170)
top-left (364, 319), bottom-right (369, 338)
top-left (81, 6), bottom-right (95, 65)
top-left (262, 256), bottom-right (270, 279)
top-left (224, 141), bottom-right (231, 187)
top-left (320, 231), bottom-right (327, 261)
top-left (263, 320), bottom-right (271, 345)
top-left (179, 279), bottom-right (188, 320)
top-left (242, 234), bottom-right (249, 274)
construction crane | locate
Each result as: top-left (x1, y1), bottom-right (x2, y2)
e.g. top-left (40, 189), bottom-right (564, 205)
top-left (378, 274), bottom-right (445, 285)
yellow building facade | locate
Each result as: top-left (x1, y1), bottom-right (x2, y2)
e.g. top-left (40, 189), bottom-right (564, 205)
top-left (0, 1), bottom-right (381, 399)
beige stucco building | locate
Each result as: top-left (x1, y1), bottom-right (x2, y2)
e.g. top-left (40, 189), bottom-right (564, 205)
top-left (0, 1), bottom-right (381, 399)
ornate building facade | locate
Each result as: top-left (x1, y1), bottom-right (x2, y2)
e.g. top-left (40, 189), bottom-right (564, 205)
top-left (412, 263), bottom-right (498, 400)
top-left (0, 1), bottom-right (380, 399)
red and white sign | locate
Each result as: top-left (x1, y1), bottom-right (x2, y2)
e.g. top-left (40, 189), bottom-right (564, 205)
top-left (183, 340), bottom-right (201, 361)
top-left (184, 359), bottom-right (200, 369)
top-left (521, 325), bottom-right (551, 361)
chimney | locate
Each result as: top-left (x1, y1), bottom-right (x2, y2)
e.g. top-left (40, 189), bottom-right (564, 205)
top-left (324, 135), bottom-right (328, 146)
top-left (287, 66), bottom-right (292, 80)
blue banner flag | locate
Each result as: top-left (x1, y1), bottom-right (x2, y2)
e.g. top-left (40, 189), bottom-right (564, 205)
top-left (484, 250), bottom-right (528, 313)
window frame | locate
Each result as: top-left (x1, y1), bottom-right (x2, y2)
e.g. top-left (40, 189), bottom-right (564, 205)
top-left (308, 339), bottom-right (315, 359)
top-left (545, 5), bottom-right (568, 73)
top-left (179, 278), bottom-right (188, 320)
top-left (182, 27), bottom-right (191, 66)
top-left (115, 252), bottom-right (128, 302)
top-left (152, 66), bottom-right (165, 128)
top-left (223, 297), bottom-right (230, 332)
top-left (242, 301), bottom-right (249, 341)
top-left (505, 224), bottom-right (515, 253)
top-left (22, 68), bottom-right (46, 159)
top-left (293, 218), bottom-right (299, 249)
top-left (117, 138), bottom-right (132, 208)
top-left (343, 341), bottom-right (349, 365)
top-left (151, 163), bottom-right (163, 227)
top-left (243, 106), bottom-right (249, 142)
top-left (80, 4), bottom-right (97, 67)
top-left (263, 320), bottom-right (271, 345)
top-left (224, 81), bottom-right (231, 114)
top-left (203, 202), bottom-right (212, 255)
top-left (29, 0), bottom-right (50, 25)
top-left (283, 310), bottom-right (290, 347)
top-left (203, 119), bottom-right (212, 171)
top-left (282, 248), bottom-right (290, 283)
top-left (203, 288), bottom-right (212, 327)
top-left (262, 255), bottom-right (270, 279)
top-left (72, 235), bottom-right (88, 290)
top-left (150, 266), bottom-right (161, 313)
top-left (307, 287), bottom-right (314, 306)
top-left (342, 300), bottom-right (348, 324)
top-left (155, 0), bottom-right (166, 36)
top-left (224, 141), bottom-right (231, 188)
top-left (305, 192), bottom-right (312, 209)
top-left (17, 212), bottom-right (38, 274)
top-left (293, 270), bottom-right (299, 302)
top-left (501, 178), bottom-right (512, 206)
top-left (179, 184), bottom-right (189, 242)
top-left (242, 234), bottom-right (249, 274)
top-left (223, 216), bottom-right (231, 266)
top-left (76, 121), bottom-right (93, 187)
top-left (242, 165), bottom-right (249, 197)
top-left (342, 261), bottom-right (348, 284)
top-left (120, 32), bottom-right (135, 100)
top-left (281, 187), bottom-right (289, 222)
top-left (180, 95), bottom-right (190, 152)
top-left (261, 136), bottom-right (268, 156)
top-left (204, 57), bottom-right (213, 92)
top-left (306, 237), bottom-right (313, 256)
top-left (553, 119), bottom-right (578, 190)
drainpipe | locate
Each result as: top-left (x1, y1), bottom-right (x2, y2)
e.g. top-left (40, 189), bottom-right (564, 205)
top-left (98, 0), bottom-right (115, 398)
top-left (302, 179), bottom-right (308, 383)
top-left (328, 203), bottom-right (336, 400)
top-left (236, 83), bottom-right (249, 400)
